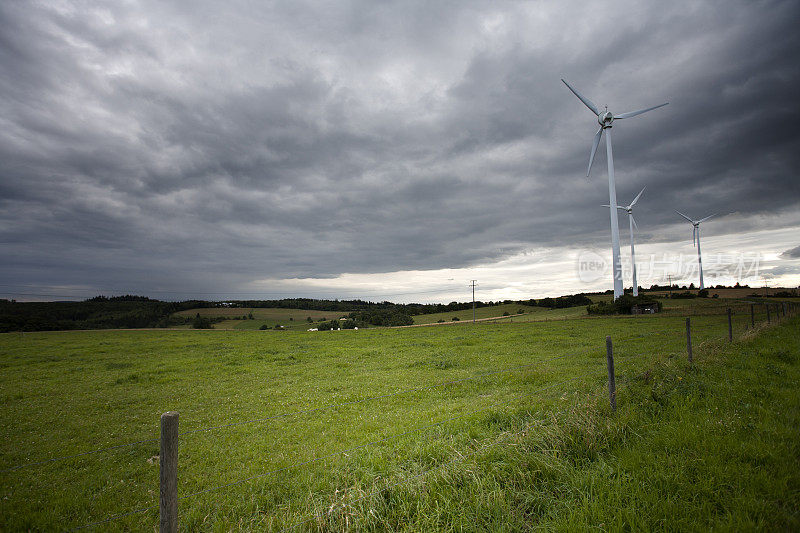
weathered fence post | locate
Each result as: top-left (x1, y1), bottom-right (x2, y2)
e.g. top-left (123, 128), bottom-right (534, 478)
top-left (686, 317), bottom-right (693, 364)
top-left (727, 308), bottom-right (733, 342)
top-left (606, 336), bottom-right (616, 411)
top-left (783, 302), bottom-right (787, 317)
top-left (766, 303), bottom-right (771, 324)
top-left (750, 304), bottom-right (755, 328)
top-left (160, 411), bottom-right (179, 533)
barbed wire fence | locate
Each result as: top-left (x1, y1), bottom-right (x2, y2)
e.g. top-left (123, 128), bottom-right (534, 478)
top-left (2, 300), bottom-right (796, 531)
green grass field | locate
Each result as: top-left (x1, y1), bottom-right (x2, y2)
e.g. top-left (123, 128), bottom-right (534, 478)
top-left (407, 302), bottom-right (589, 326)
top-left (1, 300), bottom-right (798, 530)
top-left (171, 294), bottom-right (781, 333)
top-left (173, 307), bottom-right (347, 331)
top-left (171, 302), bottom-right (587, 331)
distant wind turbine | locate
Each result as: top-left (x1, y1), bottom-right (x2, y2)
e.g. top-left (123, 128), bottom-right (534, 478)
top-left (562, 79), bottom-right (668, 300)
top-left (675, 211), bottom-right (715, 290)
top-left (604, 186), bottom-right (646, 296)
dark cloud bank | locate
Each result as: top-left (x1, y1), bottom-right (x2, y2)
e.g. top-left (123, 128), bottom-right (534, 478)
top-left (1, 0), bottom-right (798, 299)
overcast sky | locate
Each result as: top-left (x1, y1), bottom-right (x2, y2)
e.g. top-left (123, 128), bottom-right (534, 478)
top-left (1, 0), bottom-right (799, 303)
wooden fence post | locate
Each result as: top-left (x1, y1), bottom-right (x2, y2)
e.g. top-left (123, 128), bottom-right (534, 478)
top-left (686, 317), bottom-right (693, 364)
top-left (766, 303), bottom-right (771, 324)
top-left (727, 308), bottom-right (733, 342)
top-left (750, 304), bottom-right (755, 328)
top-left (160, 411), bottom-right (179, 533)
top-left (606, 336), bottom-right (616, 411)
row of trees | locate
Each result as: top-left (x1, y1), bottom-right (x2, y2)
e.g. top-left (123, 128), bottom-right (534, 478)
top-left (587, 295), bottom-right (663, 315)
top-left (347, 309), bottom-right (414, 327)
top-left (517, 294), bottom-right (593, 309)
top-left (0, 297), bottom-right (207, 332)
top-left (228, 298), bottom-right (497, 316)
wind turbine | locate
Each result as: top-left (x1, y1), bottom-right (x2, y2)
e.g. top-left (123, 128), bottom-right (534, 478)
top-left (604, 187), bottom-right (646, 296)
top-left (562, 79), bottom-right (667, 300)
top-left (675, 211), bottom-right (715, 290)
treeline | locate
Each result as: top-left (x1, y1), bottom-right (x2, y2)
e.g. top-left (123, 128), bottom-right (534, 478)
top-left (0, 292), bottom-right (596, 332)
top-left (230, 296), bottom-right (594, 315)
top-left (516, 294), bottom-right (593, 309)
top-left (588, 295), bottom-right (663, 315)
top-left (230, 298), bottom-right (495, 315)
top-left (348, 309), bottom-right (415, 327)
top-left (0, 297), bottom-right (208, 332)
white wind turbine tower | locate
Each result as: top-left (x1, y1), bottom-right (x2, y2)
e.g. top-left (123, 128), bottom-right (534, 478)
top-left (604, 186), bottom-right (646, 296)
top-left (675, 211), bottom-right (715, 290)
top-left (562, 79), bottom-right (667, 300)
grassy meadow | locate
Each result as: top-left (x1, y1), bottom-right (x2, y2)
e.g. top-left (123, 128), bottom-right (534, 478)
top-left (0, 298), bottom-right (798, 530)
top-left (170, 302), bottom-right (588, 331)
top-left (172, 307), bottom-right (345, 331)
top-left (172, 294), bottom-right (783, 332)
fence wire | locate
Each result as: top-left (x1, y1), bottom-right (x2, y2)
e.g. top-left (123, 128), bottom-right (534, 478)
top-left (67, 504), bottom-right (156, 531)
top-left (177, 374), bottom-right (585, 503)
top-left (279, 412), bottom-right (557, 532)
top-left (0, 436), bottom-right (160, 473)
top-left (1, 351), bottom-right (582, 473)
top-left (178, 350), bottom-right (585, 438)
top-left (67, 373), bottom-right (585, 531)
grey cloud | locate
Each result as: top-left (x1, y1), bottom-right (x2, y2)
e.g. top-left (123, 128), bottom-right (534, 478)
top-left (1, 0), bottom-right (799, 298)
top-left (782, 246), bottom-right (800, 259)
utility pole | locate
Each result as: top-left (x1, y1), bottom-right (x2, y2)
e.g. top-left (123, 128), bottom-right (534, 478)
top-left (469, 280), bottom-right (477, 323)
top-left (667, 274), bottom-right (672, 298)
top-left (763, 280), bottom-right (769, 298)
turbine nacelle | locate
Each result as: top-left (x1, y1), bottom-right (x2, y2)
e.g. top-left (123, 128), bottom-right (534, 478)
top-left (675, 211), bottom-right (715, 247)
top-left (598, 109), bottom-right (614, 128)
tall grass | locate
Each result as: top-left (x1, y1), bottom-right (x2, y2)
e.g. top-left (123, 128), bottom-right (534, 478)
top-left (0, 307), bottom-right (797, 530)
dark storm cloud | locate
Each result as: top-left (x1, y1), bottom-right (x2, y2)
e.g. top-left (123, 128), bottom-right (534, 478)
top-left (1, 0), bottom-right (799, 298)
top-left (783, 246), bottom-right (800, 259)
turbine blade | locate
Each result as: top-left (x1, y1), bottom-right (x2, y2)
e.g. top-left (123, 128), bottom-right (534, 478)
top-left (561, 79), bottom-right (600, 115)
top-left (615, 102), bottom-right (669, 119)
top-left (630, 186), bottom-right (646, 207)
top-left (693, 226), bottom-right (697, 247)
top-left (675, 210), bottom-right (694, 223)
top-left (631, 214), bottom-right (638, 229)
top-left (698, 213), bottom-right (716, 223)
top-left (587, 127), bottom-right (602, 177)
top-left (601, 204), bottom-right (611, 208)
